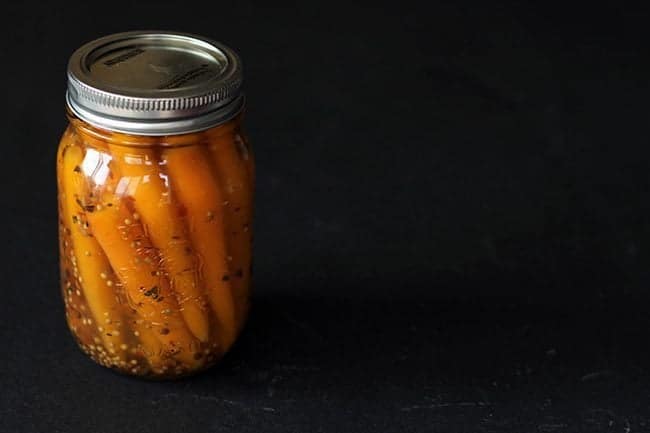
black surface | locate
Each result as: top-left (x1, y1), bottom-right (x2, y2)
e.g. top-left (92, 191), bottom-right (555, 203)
top-left (3, 2), bottom-right (650, 432)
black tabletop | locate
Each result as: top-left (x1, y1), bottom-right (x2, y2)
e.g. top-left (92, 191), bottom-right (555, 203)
top-left (3, 2), bottom-right (650, 432)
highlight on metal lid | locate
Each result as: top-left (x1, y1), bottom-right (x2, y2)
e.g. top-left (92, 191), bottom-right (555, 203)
top-left (66, 31), bottom-right (244, 136)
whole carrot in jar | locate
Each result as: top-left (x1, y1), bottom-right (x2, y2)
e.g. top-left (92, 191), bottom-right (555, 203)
top-left (57, 31), bottom-right (254, 379)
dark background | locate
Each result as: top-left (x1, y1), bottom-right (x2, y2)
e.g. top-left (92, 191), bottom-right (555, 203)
top-left (3, 2), bottom-right (650, 431)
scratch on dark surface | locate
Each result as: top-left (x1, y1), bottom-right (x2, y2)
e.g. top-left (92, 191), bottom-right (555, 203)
top-left (424, 62), bottom-right (520, 111)
top-left (537, 423), bottom-right (568, 432)
top-left (267, 375), bottom-right (283, 398)
top-left (160, 393), bottom-right (277, 413)
top-left (274, 364), bottom-right (322, 372)
top-left (401, 402), bottom-right (489, 411)
top-left (580, 370), bottom-right (615, 382)
top-left (581, 408), bottom-right (620, 429)
top-left (161, 392), bottom-right (238, 405)
top-left (476, 387), bottom-right (491, 405)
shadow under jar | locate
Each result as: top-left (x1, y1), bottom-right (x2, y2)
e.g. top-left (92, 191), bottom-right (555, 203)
top-left (57, 31), bottom-right (254, 379)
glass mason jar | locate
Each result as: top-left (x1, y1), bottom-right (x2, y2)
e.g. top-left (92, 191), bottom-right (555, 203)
top-left (57, 32), bottom-right (254, 379)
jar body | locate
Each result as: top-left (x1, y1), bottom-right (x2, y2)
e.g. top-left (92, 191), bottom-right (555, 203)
top-left (57, 113), bottom-right (254, 378)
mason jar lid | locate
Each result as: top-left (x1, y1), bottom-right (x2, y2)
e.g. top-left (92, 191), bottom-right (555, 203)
top-left (66, 31), bottom-right (244, 136)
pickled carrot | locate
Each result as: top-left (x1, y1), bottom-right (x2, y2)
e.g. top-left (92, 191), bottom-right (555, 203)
top-left (61, 129), bottom-right (171, 371)
top-left (106, 144), bottom-right (211, 343)
top-left (60, 143), bottom-right (128, 365)
top-left (163, 145), bottom-right (237, 349)
top-left (86, 196), bottom-right (201, 367)
top-left (207, 131), bottom-right (254, 326)
top-left (234, 128), bottom-right (255, 190)
top-left (130, 316), bottom-right (166, 370)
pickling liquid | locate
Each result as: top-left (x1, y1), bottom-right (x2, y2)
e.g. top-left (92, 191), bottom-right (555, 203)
top-left (57, 114), bottom-right (254, 378)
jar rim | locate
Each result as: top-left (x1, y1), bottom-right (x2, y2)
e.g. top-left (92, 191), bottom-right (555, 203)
top-left (66, 105), bottom-right (244, 147)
